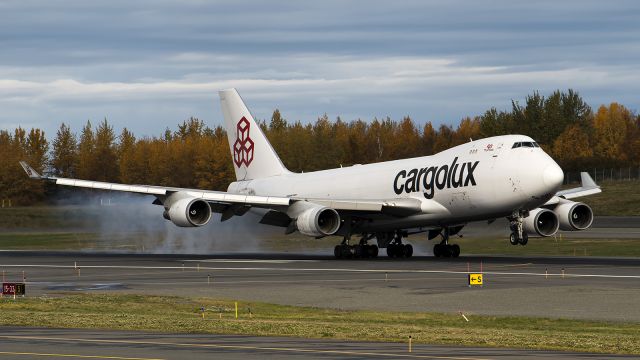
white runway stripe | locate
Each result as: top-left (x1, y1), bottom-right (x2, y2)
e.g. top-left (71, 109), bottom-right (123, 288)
top-left (1, 264), bottom-right (639, 279)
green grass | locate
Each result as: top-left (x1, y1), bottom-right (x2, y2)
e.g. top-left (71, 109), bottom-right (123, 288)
top-left (0, 231), bottom-right (639, 257)
top-left (0, 294), bottom-right (638, 354)
top-left (580, 180), bottom-right (640, 216)
top-left (0, 232), bottom-right (99, 250)
top-left (0, 206), bottom-right (99, 230)
top-left (455, 236), bottom-right (640, 257)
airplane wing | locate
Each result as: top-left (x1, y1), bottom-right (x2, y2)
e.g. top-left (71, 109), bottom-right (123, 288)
top-left (20, 161), bottom-right (291, 208)
top-left (19, 161), bottom-right (438, 217)
top-left (544, 172), bottom-right (601, 205)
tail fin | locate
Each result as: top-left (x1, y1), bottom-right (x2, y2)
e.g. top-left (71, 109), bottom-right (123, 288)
top-left (219, 88), bottom-right (289, 180)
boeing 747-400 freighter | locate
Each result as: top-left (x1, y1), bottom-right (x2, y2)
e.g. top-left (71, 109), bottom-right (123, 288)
top-left (21, 89), bottom-right (601, 259)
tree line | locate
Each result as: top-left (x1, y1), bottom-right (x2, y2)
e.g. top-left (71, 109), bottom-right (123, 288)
top-left (1, 89), bottom-right (639, 205)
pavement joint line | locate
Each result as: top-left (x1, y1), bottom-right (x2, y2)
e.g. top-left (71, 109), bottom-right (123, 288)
top-left (0, 335), bottom-right (494, 360)
top-left (0, 350), bottom-right (164, 360)
top-left (1, 264), bottom-right (639, 279)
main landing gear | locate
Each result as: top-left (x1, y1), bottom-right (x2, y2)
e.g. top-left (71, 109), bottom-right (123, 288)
top-left (333, 231), bottom-right (413, 259)
top-left (386, 231), bottom-right (413, 258)
top-left (334, 235), bottom-right (379, 259)
top-left (508, 210), bottom-right (529, 246)
top-left (433, 227), bottom-right (461, 258)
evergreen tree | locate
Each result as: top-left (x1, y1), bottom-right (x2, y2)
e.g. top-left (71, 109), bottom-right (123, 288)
top-left (93, 118), bottom-right (119, 182)
top-left (76, 121), bottom-right (95, 180)
top-left (51, 123), bottom-right (78, 177)
top-left (118, 128), bottom-right (137, 183)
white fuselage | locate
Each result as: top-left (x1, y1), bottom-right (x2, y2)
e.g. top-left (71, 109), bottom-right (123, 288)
top-left (228, 135), bottom-right (564, 232)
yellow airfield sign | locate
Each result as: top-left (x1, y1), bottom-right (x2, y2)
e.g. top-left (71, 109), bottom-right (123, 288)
top-left (468, 273), bottom-right (483, 286)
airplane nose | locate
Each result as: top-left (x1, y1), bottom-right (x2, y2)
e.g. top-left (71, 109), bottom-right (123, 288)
top-left (543, 163), bottom-right (564, 189)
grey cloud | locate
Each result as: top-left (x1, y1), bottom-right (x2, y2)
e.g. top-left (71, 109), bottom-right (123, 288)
top-left (0, 0), bottom-right (639, 137)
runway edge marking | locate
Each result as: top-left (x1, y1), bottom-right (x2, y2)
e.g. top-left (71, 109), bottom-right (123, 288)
top-left (2, 264), bottom-right (639, 279)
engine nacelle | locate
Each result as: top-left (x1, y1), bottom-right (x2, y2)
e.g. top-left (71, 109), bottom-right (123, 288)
top-left (295, 206), bottom-right (341, 237)
top-left (523, 208), bottom-right (559, 237)
top-left (554, 200), bottom-right (594, 231)
top-left (164, 193), bottom-right (212, 227)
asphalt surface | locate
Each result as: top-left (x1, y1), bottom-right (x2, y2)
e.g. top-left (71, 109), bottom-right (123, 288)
top-left (0, 327), bottom-right (635, 360)
top-left (1, 251), bottom-right (639, 321)
top-left (1, 251), bottom-right (639, 358)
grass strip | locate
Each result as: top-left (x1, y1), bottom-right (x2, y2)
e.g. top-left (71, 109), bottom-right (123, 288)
top-left (0, 232), bottom-right (98, 250)
top-left (452, 236), bottom-right (640, 257)
top-left (0, 294), bottom-right (638, 354)
top-left (2, 231), bottom-right (640, 257)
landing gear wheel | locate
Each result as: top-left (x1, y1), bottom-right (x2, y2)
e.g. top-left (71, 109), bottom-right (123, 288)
top-left (433, 244), bottom-right (459, 258)
top-left (433, 244), bottom-right (441, 257)
top-left (341, 245), bottom-right (353, 259)
top-left (404, 244), bottom-right (413, 258)
top-left (387, 244), bottom-right (397, 258)
top-left (451, 244), bottom-right (460, 258)
top-left (367, 245), bottom-right (379, 258)
top-left (519, 233), bottom-right (529, 246)
top-left (509, 233), bottom-right (518, 245)
top-left (334, 245), bottom-right (342, 259)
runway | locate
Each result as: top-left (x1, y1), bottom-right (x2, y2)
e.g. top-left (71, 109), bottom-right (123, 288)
top-left (0, 327), bottom-right (634, 359)
top-left (1, 251), bottom-right (639, 321)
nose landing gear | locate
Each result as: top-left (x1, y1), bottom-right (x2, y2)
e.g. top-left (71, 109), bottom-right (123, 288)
top-left (508, 210), bottom-right (529, 245)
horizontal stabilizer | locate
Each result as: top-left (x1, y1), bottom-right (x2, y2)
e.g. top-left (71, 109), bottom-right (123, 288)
top-left (547, 172), bottom-right (601, 205)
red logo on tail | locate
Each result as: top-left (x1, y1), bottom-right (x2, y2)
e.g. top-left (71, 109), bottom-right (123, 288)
top-left (233, 117), bottom-right (254, 167)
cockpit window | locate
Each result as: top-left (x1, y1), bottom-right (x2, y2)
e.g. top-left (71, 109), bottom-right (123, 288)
top-left (512, 141), bottom-right (539, 149)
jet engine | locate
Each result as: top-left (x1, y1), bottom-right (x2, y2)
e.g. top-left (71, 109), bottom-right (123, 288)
top-left (523, 208), bottom-right (559, 237)
top-left (163, 193), bottom-right (212, 227)
top-left (553, 200), bottom-right (594, 231)
top-left (295, 206), bottom-right (341, 237)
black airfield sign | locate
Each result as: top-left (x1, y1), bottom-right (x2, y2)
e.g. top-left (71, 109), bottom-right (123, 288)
top-left (2, 282), bottom-right (25, 296)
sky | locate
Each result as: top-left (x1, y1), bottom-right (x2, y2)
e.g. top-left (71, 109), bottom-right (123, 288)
top-left (1, 0), bottom-right (639, 138)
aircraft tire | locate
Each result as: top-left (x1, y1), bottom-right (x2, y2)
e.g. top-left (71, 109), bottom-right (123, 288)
top-left (341, 245), bottom-right (352, 259)
top-left (443, 246), bottom-right (452, 258)
top-left (520, 233), bottom-right (529, 246)
top-left (387, 244), bottom-right (398, 258)
top-left (334, 245), bottom-right (342, 259)
top-left (509, 233), bottom-right (519, 245)
top-left (404, 244), bottom-right (413, 258)
top-left (451, 244), bottom-right (460, 258)
top-left (368, 245), bottom-right (379, 258)
top-left (433, 244), bottom-right (441, 257)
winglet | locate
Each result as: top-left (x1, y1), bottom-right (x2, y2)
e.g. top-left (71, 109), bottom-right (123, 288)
top-left (19, 161), bottom-right (42, 179)
top-left (580, 172), bottom-right (598, 189)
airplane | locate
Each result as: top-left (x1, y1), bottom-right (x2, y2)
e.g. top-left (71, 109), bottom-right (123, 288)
top-left (20, 88), bottom-right (601, 259)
